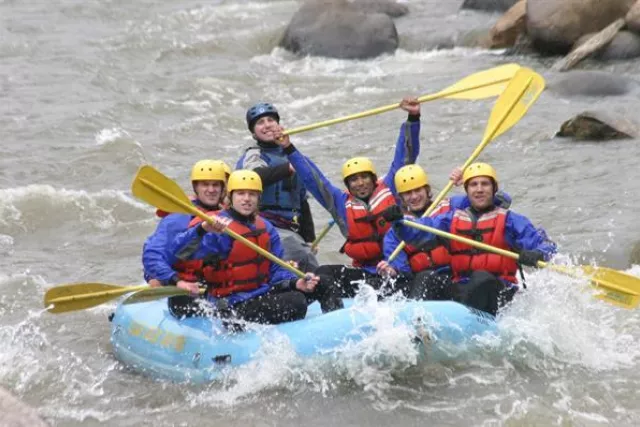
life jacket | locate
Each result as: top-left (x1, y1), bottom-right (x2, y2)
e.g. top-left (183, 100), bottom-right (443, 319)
top-left (241, 146), bottom-right (303, 222)
top-left (172, 211), bottom-right (220, 284)
top-left (448, 207), bottom-right (518, 283)
top-left (174, 212), bottom-right (272, 298)
top-left (342, 182), bottom-right (397, 267)
top-left (403, 200), bottom-right (452, 273)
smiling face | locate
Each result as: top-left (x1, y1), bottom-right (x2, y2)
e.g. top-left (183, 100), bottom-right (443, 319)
top-left (194, 180), bottom-right (224, 207)
top-left (465, 176), bottom-right (495, 210)
top-left (252, 115), bottom-right (279, 142)
top-left (231, 190), bottom-right (260, 216)
top-left (346, 172), bottom-right (376, 199)
top-left (399, 186), bottom-right (430, 213)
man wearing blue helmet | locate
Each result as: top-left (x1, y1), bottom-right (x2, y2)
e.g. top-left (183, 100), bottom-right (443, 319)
top-left (237, 102), bottom-right (319, 273)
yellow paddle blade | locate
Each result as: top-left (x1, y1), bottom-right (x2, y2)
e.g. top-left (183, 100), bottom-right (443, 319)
top-left (434, 63), bottom-right (521, 100)
top-left (122, 286), bottom-right (205, 305)
top-left (482, 67), bottom-right (545, 143)
top-left (581, 266), bottom-right (640, 295)
top-left (44, 283), bottom-right (147, 313)
top-left (132, 165), bottom-right (194, 216)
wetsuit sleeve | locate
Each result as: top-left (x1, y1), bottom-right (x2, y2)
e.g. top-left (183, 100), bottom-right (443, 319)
top-left (142, 215), bottom-right (189, 283)
top-left (383, 228), bottom-right (412, 275)
top-left (392, 211), bottom-right (453, 249)
top-left (238, 147), bottom-right (291, 186)
top-left (284, 144), bottom-right (350, 237)
top-left (505, 212), bottom-right (557, 261)
top-left (383, 118), bottom-right (421, 195)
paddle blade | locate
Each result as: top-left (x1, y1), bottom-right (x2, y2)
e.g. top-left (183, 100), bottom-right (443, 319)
top-left (132, 165), bottom-right (193, 215)
top-left (482, 67), bottom-right (545, 142)
top-left (44, 283), bottom-right (147, 314)
top-left (439, 63), bottom-right (521, 100)
top-left (122, 286), bottom-right (202, 305)
top-left (581, 266), bottom-right (640, 295)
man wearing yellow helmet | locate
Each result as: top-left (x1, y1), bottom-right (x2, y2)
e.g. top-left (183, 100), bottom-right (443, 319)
top-left (379, 165), bottom-right (512, 301)
top-left (272, 96), bottom-right (421, 297)
top-left (167, 170), bottom-right (343, 323)
top-left (387, 162), bottom-right (556, 315)
top-left (142, 160), bottom-right (227, 293)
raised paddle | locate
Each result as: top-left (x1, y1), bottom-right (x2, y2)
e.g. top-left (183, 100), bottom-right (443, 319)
top-left (44, 283), bottom-right (148, 313)
top-left (131, 165), bottom-right (306, 279)
top-left (400, 220), bottom-right (640, 309)
top-left (310, 219), bottom-right (336, 252)
top-left (283, 63), bottom-right (521, 136)
top-left (388, 67), bottom-right (546, 262)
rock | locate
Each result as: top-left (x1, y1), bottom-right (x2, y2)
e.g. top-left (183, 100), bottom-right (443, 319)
top-left (279, 0), bottom-right (400, 59)
top-left (630, 240), bottom-right (640, 265)
top-left (0, 386), bottom-right (49, 427)
top-left (556, 110), bottom-right (639, 140)
top-left (349, 0), bottom-right (409, 17)
top-left (461, 0), bottom-right (520, 12)
top-left (627, 0), bottom-right (640, 32)
top-left (599, 30), bottom-right (640, 59)
top-left (548, 71), bottom-right (635, 97)
top-left (488, 0), bottom-right (527, 49)
top-left (527, 0), bottom-right (635, 54)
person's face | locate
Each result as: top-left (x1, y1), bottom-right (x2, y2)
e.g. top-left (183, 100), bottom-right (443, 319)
top-left (252, 116), bottom-right (279, 142)
top-left (399, 186), bottom-right (430, 213)
top-left (194, 180), bottom-right (223, 207)
top-left (346, 172), bottom-right (375, 199)
top-left (231, 190), bottom-right (260, 216)
top-left (466, 176), bottom-right (494, 210)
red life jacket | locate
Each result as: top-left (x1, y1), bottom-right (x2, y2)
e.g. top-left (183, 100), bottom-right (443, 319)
top-left (448, 207), bottom-right (518, 283)
top-left (172, 211), bottom-right (220, 284)
top-left (342, 182), bottom-right (397, 267)
top-left (403, 200), bottom-right (452, 273)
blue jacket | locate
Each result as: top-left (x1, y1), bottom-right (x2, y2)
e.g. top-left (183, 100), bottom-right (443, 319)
top-left (170, 210), bottom-right (298, 305)
top-left (142, 213), bottom-right (193, 283)
top-left (392, 205), bottom-right (557, 282)
top-left (236, 143), bottom-right (306, 222)
top-left (383, 193), bottom-right (513, 275)
top-left (283, 119), bottom-right (420, 273)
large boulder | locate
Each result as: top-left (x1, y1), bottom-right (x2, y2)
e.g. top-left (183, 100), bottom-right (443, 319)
top-left (599, 30), bottom-right (640, 59)
top-left (0, 386), bottom-right (49, 427)
top-left (548, 70), bottom-right (636, 97)
top-left (556, 110), bottom-right (639, 140)
top-left (279, 0), bottom-right (403, 59)
top-left (527, 0), bottom-right (636, 54)
top-left (461, 0), bottom-right (520, 12)
top-left (487, 0), bottom-right (526, 48)
top-left (626, 0), bottom-right (640, 32)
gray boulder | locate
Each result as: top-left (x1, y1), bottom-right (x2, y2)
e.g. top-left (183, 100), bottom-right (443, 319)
top-left (556, 110), bottom-right (639, 140)
top-left (599, 30), bottom-right (640, 59)
top-left (527, 0), bottom-right (635, 54)
top-left (279, 0), bottom-right (403, 59)
top-left (626, 0), bottom-right (640, 32)
top-left (461, 0), bottom-right (520, 12)
top-left (548, 71), bottom-right (636, 97)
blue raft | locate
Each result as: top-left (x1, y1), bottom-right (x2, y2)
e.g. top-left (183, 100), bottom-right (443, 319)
top-left (110, 298), bottom-right (497, 383)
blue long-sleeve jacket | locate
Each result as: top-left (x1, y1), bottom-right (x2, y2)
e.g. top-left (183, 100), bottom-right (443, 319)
top-left (169, 210), bottom-right (297, 305)
top-left (283, 119), bottom-right (420, 273)
top-left (392, 207), bottom-right (557, 277)
top-left (142, 213), bottom-right (193, 283)
top-left (383, 192), bottom-right (513, 275)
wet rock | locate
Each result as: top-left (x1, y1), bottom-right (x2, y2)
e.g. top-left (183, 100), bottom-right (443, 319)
top-left (0, 386), bottom-right (49, 427)
top-left (461, 0), bottom-right (519, 12)
top-left (630, 240), bottom-right (640, 265)
top-left (556, 110), bottom-right (639, 140)
top-left (349, 0), bottom-right (409, 17)
top-left (279, 0), bottom-right (402, 59)
top-left (626, 0), bottom-right (640, 32)
top-left (599, 30), bottom-right (640, 59)
top-left (487, 0), bottom-right (526, 49)
top-left (548, 71), bottom-right (636, 97)
top-left (526, 0), bottom-right (635, 54)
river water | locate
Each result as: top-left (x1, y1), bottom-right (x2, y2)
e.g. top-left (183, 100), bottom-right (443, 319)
top-left (2, 0), bottom-right (640, 425)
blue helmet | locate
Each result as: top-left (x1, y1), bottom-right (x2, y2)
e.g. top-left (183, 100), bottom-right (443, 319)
top-left (246, 102), bottom-right (280, 132)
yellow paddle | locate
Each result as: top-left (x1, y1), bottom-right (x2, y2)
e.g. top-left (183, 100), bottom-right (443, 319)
top-left (310, 219), bottom-right (335, 252)
top-left (44, 283), bottom-right (148, 313)
top-left (131, 165), bottom-right (306, 279)
top-left (400, 220), bottom-right (640, 309)
top-left (388, 67), bottom-right (546, 262)
top-left (284, 63), bottom-right (521, 136)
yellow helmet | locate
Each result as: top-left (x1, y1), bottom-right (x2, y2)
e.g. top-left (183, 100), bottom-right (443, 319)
top-left (342, 157), bottom-right (376, 180)
top-left (394, 165), bottom-right (429, 194)
top-left (191, 160), bottom-right (226, 182)
top-left (463, 162), bottom-right (498, 188)
top-left (227, 170), bottom-right (262, 193)
top-left (220, 161), bottom-right (232, 177)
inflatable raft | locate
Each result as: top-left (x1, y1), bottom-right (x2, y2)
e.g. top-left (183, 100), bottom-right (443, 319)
top-left (110, 297), bottom-right (497, 383)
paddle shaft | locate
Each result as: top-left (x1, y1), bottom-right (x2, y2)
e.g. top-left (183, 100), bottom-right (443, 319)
top-left (46, 285), bottom-right (148, 305)
top-left (284, 77), bottom-right (512, 136)
top-left (388, 75), bottom-right (534, 261)
top-left (310, 219), bottom-right (335, 251)
top-left (139, 177), bottom-right (306, 279)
